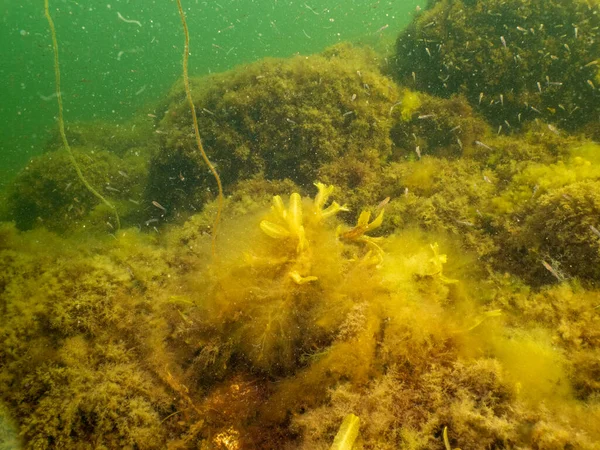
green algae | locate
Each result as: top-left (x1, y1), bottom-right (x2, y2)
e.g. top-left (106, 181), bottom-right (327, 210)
top-left (392, 0), bottom-right (600, 134)
top-left (146, 43), bottom-right (399, 218)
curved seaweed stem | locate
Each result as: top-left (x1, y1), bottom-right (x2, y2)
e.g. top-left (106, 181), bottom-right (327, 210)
top-left (175, 0), bottom-right (224, 257)
top-left (44, 0), bottom-right (120, 230)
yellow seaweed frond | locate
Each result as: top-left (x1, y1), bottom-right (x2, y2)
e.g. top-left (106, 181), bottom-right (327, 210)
top-left (259, 220), bottom-right (291, 239)
top-left (260, 183), bottom-right (348, 254)
top-left (428, 242), bottom-right (458, 284)
top-left (289, 271), bottom-right (318, 284)
top-left (465, 309), bottom-right (503, 332)
top-left (260, 192), bottom-right (307, 253)
top-left (330, 413), bottom-right (360, 450)
top-left (313, 182), bottom-right (349, 223)
top-left (442, 426), bottom-right (462, 450)
top-left (341, 209), bottom-right (384, 241)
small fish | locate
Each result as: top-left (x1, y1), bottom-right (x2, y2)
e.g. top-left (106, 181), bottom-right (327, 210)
top-left (456, 219), bottom-right (474, 227)
top-left (375, 197), bottom-right (390, 212)
top-left (152, 200), bottom-right (167, 214)
top-left (374, 24), bottom-right (389, 34)
top-left (500, 36), bottom-right (507, 48)
top-left (415, 145), bottom-right (421, 159)
top-left (475, 141), bottom-right (493, 150)
top-left (541, 260), bottom-right (564, 281)
top-left (590, 225), bottom-right (600, 239)
top-left (478, 92), bottom-right (484, 105)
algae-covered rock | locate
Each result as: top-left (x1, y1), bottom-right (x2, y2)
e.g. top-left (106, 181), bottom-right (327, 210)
top-left (6, 146), bottom-right (151, 233)
top-left (389, 90), bottom-right (490, 159)
top-left (515, 180), bottom-right (600, 284)
top-left (486, 139), bottom-right (600, 284)
top-left (393, 0), bottom-right (600, 132)
top-left (146, 43), bottom-right (400, 216)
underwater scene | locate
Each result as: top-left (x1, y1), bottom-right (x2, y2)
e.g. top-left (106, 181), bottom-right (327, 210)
top-left (1, 0), bottom-right (600, 448)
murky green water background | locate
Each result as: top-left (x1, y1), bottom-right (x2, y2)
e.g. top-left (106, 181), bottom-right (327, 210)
top-left (0, 0), bottom-right (420, 184)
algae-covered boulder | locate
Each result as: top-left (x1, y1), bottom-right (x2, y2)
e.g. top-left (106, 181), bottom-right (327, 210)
top-left (146, 43), bottom-right (401, 216)
top-left (388, 90), bottom-right (490, 159)
top-left (487, 140), bottom-right (600, 284)
top-left (6, 146), bottom-right (151, 233)
top-left (393, 0), bottom-right (600, 132)
top-left (515, 180), bottom-right (600, 284)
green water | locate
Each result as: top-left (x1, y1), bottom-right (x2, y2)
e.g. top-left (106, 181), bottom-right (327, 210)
top-left (0, 0), bottom-right (420, 183)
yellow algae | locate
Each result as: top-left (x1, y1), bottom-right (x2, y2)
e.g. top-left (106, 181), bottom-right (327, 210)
top-left (3, 4), bottom-right (600, 447)
top-left (330, 413), bottom-right (360, 450)
top-left (400, 89), bottom-right (422, 121)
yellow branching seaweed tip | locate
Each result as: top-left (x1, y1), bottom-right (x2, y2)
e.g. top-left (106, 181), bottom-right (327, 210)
top-left (258, 183), bottom-right (355, 284)
top-left (260, 193), bottom-right (307, 253)
top-left (259, 182), bottom-right (348, 254)
top-left (340, 209), bottom-right (384, 241)
top-left (330, 414), bottom-right (360, 450)
top-left (313, 182), bottom-right (349, 222)
top-left (429, 242), bottom-right (458, 284)
top-left (443, 425), bottom-right (462, 450)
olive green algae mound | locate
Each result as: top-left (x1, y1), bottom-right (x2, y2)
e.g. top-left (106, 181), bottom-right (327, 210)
top-left (5, 146), bottom-right (151, 233)
top-left (146, 43), bottom-right (400, 216)
top-left (392, 0), bottom-right (600, 132)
